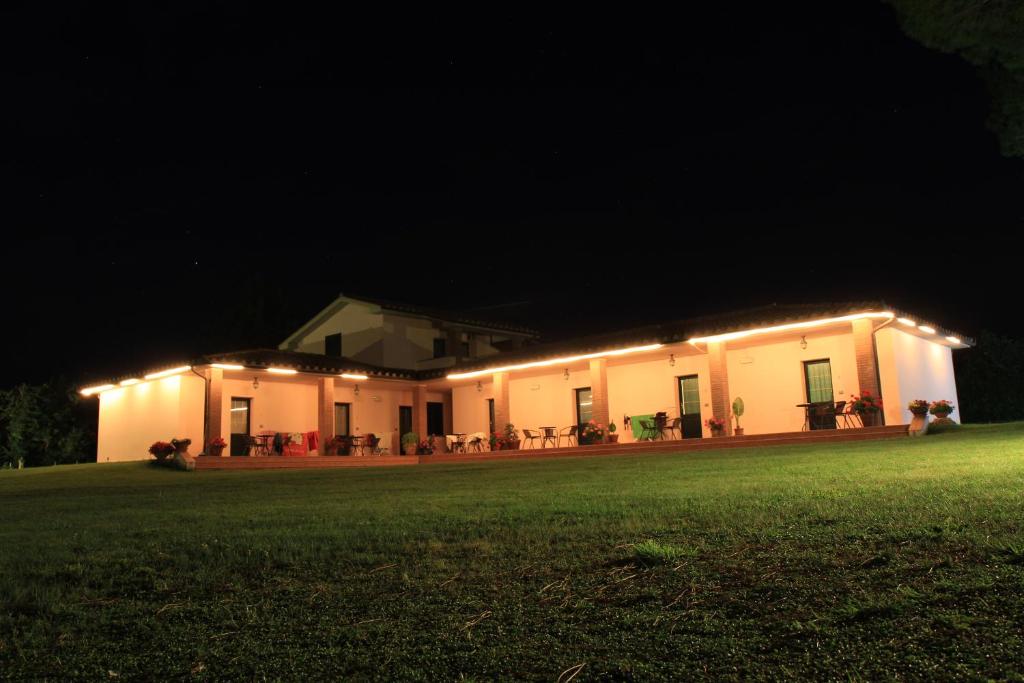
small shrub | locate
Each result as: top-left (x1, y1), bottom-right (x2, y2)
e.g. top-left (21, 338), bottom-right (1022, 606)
top-left (633, 539), bottom-right (690, 567)
top-left (928, 418), bottom-right (961, 434)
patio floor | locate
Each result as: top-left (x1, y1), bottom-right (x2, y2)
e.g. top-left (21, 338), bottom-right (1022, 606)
top-left (193, 424), bottom-right (909, 470)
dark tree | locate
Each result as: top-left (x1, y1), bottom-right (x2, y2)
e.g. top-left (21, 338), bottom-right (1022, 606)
top-left (0, 379), bottom-right (95, 468)
top-left (954, 331), bottom-right (1024, 423)
top-left (888, 0), bottom-right (1024, 157)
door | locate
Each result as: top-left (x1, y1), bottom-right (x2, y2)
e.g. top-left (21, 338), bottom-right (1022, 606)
top-left (677, 375), bottom-right (702, 439)
top-left (399, 406), bottom-right (413, 439)
top-left (427, 402), bottom-right (444, 436)
top-left (230, 397), bottom-right (251, 456)
top-left (803, 359), bottom-right (836, 429)
top-left (334, 402), bottom-right (351, 436)
top-left (487, 398), bottom-right (495, 436)
top-left (575, 387), bottom-right (593, 429)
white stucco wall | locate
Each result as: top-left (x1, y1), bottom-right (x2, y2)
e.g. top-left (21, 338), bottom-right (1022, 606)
top-left (876, 327), bottom-right (960, 425)
top-left (97, 373), bottom-right (205, 462)
top-left (726, 332), bottom-right (859, 434)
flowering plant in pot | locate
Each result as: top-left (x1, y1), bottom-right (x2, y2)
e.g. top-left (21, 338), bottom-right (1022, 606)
top-left (705, 416), bottom-right (726, 436)
top-left (929, 400), bottom-right (955, 418)
top-left (417, 438), bottom-right (434, 455)
top-left (207, 436), bottom-right (227, 457)
top-left (907, 399), bottom-right (929, 416)
top-left (607, 422), bottom-right (619, 444)
top-left (849, 391), bottom-right (883, 426)
top-left (149, 441), bottom-right (174, 460)
top-left (501, 423), bottom-right (520, 450)
top-left (401, 432), bottom-right (419, 455)
top-left (581, 420), bottom-right (606, 445)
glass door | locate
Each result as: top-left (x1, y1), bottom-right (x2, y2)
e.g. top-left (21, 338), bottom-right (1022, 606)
top-left (677, 375), bottom-right (702, 439)
top-left (230, 397), bottom-right (251, 456)
top-left (803, 359), bottom-right (835, 429)
top-left (575, 387), bottom-right (593, 428)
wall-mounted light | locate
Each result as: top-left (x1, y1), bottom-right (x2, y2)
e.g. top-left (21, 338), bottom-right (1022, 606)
top-left (800, 335), bottom-right (808, 350)
top-left (668, 353), bottom-right (676, 367)
top-left (119, 378), bottom-right (140, 387)
top-left (340, 373), bottom-right (368, 380)
top-left (563, 368), bottom-right (570, 381)
top-left (354, 384), bottom-right (360, 397)
top-left (476, 380), bottom-right (483, 392)
top-left (946, 336), bottom-right (961, 344)
top-left (918, 325), bottom-right (936, 334)
top-left (211, 363), bottom-right (244, 370)
top-left (267, 367), bottom-right (298, 375)
top-left (897, 318), bottom-right (916, 327)
top-left (446, 343), bottom-right (664, 380)
top-left (252, 376), bottom-right (260, 390)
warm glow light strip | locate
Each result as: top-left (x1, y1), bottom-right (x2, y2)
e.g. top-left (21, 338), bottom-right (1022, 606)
top-left (946, 336), bottom-right (961, 344)
top-left (340, 373), bottom-right (369, 380)
top-left (897, 317), bottom-right (916, 327)
top-left (144, 365), bottom-right (192, 380)
top-left (687, 311), bottom-right (895, 344)
top-left (211, 363), bottom-right (244, 370)
top-left (80, 383), bottom-right (115, 396)
top-left (119, 378), bottom-right (140, 387)
top-left (267, 367), bottom-right (298, 375)
top-left (447, 343), bottom-right (664, 380)
top-left (918, 325), bottom-right (936, 334)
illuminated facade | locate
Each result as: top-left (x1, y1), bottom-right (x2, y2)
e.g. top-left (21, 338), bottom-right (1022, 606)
top-left (82, 301), bottom-right (969, 462)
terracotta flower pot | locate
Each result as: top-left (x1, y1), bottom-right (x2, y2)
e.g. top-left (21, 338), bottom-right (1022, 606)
top-left (208, 445), bottom-right (226, 458)
top-left (734, 428), bottom-right (744, 436)
top-left (607, 434), bottom-right (619, 444)
top-left (711, 429), bottom-right (725, 438)
top-left (403, 443), bottom-right (417, 456)
top-left (859, 411), bottom-right (877, 427)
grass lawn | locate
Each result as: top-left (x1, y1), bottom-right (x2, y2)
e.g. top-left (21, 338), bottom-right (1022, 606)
top-left (3, 424), bottom-right (1024, 680)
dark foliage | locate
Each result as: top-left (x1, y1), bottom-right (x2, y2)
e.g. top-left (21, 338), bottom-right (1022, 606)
top-left (0, 378), bottom-right (95, 468)
top-left (954, 330), bottom-right (1024, 423)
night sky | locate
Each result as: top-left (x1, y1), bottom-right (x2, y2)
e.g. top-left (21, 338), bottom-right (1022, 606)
top-left (4, 3), bottom-right (1021, 387)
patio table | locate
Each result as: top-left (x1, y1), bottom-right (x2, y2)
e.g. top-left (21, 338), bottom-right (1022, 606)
top-left (539, 427), bottom-right (557, 448)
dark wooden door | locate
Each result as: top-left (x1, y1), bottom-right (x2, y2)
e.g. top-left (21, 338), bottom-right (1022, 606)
top-left (677, 375), bottom-right (702, 439)
top-left (230, 397), bottom-right (251, 456)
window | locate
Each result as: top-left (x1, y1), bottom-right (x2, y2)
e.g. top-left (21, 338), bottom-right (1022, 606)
top-left (487, 398), bottom-right (495, 435)
top-left (461, 341), bottom-right (470, 357)
top-left (334, 402), bottom-right (351, 436)
top-left (325, 333), bottom-right (342, 357)
top-left (433, 338), bottom-right (446, 358)
top-left (804, 359), bottom-right (834, 404)
top-left (575, 387), bottom-right (593, 426)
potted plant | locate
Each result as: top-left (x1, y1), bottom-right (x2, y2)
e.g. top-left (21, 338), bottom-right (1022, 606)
top-left (207, 436), bottom-right (227, 457)
top-left (502, 423), bottom-right (520, 450)
top-left (580, 420), bottom-right (606, 445)
top-left (908, 399), bottom-right (929, 416)
top-left (929, 400), bottom-right (955, 420)
top-left (401, 431), bottom-right (419, 456)
top-left (732, 397), bottom-right (745, 436)
top-left (417, 438), bottom-right (434, 455)
top-left (705, 416), bottom-right (726, 437)
top-left (849, 391), bottom-right (883, 427)
top-left (149, 440), bottom-right (174, 462)
top-left (607, 422), bottom-right (619, 444)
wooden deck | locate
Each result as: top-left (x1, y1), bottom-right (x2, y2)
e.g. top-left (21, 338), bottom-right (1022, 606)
top-left (194, 425), bottom-right (909, 470)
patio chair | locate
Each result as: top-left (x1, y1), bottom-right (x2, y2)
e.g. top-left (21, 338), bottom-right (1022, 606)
top-left (468, 434), bottom-right (485, 452)
top-left (334, 435), bottom-right (353, 455)
top-left (810, 403), bottom-right (836, 430)
top-left (834, 401), bottom-right (856, 429)
top-left (558, 425), bottom-right (578, 447)
top-left (521, 429), bottom-right (542, 449)
top-left (663, 417), bottom-right (682, 439)
top-left (541, 427), bottom-right (557, 448)
top-left (365, 434), bottom-right (382, 455)
top-left (450, 434), bottom-right (468, 453)
top-left (638, 419), bottom-right (658, 441)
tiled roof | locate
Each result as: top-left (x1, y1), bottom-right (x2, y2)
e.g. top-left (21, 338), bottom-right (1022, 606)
top-left (338, 292), bottom-right (540, 336)
top-left (199, 349), bottom-right (418, 379)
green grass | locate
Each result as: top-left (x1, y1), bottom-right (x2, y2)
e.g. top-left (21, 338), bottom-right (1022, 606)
top-left (2, 424), bottom-right (1024, 680)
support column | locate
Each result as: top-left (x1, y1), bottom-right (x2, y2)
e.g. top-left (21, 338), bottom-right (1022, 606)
top-left (707, 341), bottom-right (732, 436)
top-left (852, 318), bottom-right (881, 398)
top-left (204, 367), bottom-right (224, 455)
top-left (588, 358), bottom-right (610, 429)
top-left (413, 383), bottom-right (428, 439)
top-left (852, 318), bottom-right (884, 425)
top-left (317, 377), bottom-right (335, 455)
top-left (492, 372), bottom-right (510, 432)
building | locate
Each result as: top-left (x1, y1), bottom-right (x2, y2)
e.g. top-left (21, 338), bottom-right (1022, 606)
top-left (80, 297), bottom-right (968, 462)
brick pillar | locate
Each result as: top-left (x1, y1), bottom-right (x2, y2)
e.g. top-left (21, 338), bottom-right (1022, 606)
top-left (204, 367), bottom-right (224, 454)
top-left (707, 341), bottom-right (732, 436)
top-left (317, 377), bottom-right (334, 455)
top-left (413, 384), bottom-right (428, 439)
top-left (852, 318), bottom-right (883, 422)
top-left (588, 358), bottom-right (610, 429)
top-left (492, 372), bottom-right (510, 432)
